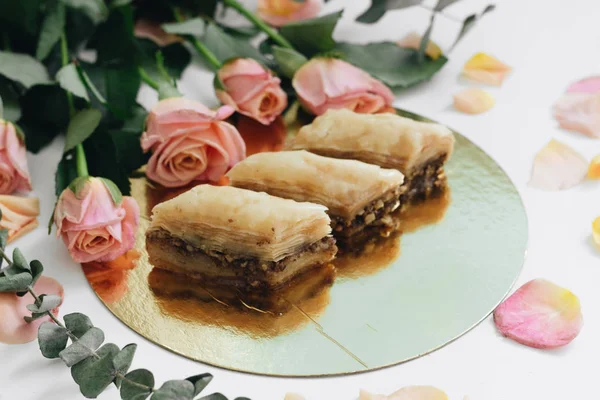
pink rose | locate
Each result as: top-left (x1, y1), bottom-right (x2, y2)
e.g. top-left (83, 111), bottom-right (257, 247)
top-left (0, 120), bottom-right (32, 194)
top-left (54, 177), bottom-right (140, 264)
top-left (292, 57), bottom-right (395, 116)
top-left (141, 97), bottom-right (246, 187)
top-left (216, 58), bottom-right (288, 125)
top-left (257, 0), bottom-right (323, 26)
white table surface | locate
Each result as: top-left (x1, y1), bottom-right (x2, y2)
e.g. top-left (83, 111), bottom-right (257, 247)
top-left (2, 0), bottom-right (599, 399)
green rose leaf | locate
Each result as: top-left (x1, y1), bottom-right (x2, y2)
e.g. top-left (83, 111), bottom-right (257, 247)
top-left (0, 0), bottom-right (42, 36)
top-left (64, 108), bottom-right (102, 153)
top-left (0, 51), bottom-right (52, 89)
top-left (64, 312), bottom-right (94, 338)
top-left (72, 343), bottom-right (119, 398)
top-left (151, 380), bottom-right (195, 400)
top-left (26, 294), bottom-right (61, 313)
top-left (110, 130), bottom-right (151, 175)
top-left (55, 153), bottom-right (79, 198)
top-left (120, 369), bottom-right (155, 400)
top-left (83, 128), bottom-right (130, 195)
top-left (356, 0), bottom-right (423, 23)
top-left (279, 11), bottom-right (343, 57)
top-left (113, 343), bottom-right (137, 388)
top-left (36, 2), bottom-right (66, 60)
top-left (88, 4), bottom-right (135, 65)
top-left (0, 76), bottom-right (22, 122)
top-left (105, 64), bottom-right (141, 119)
top-left (162, 18), bottom-right (206, 36)
top-left (134, 39), bottom-right (192, 82)
top-left (198, 394), bottom-right (227, 400)
top-left (56, 64), bottom-right (89, 102)
top-left (99, 177), bottom-right (123, 205)
top-left (272, 46), bottom-right (308, 79)
top-left (220, 24), bottom-right (261, 39)
top-left (185, 373), bottom-right (213, 397)
top-left (335, 42), bottom-right (448, 88)
top-left (0, 272), bottom-right (33, 292)
top-left (39, 321), bottom-right (69, 359)
top-left (62, 0), bottom-right (109, 25)
top-left (202, 23), bottom-right (269, 68)
top-left (450, 4), bottom-right (495, 51)
top-left (59, 327), bottom-right (105, 367)
top-left (418, 14), bottom-right (435, 63)
top-left (30, 260), bottom-right (44, 286)
top-left (12, 248), bottom-right (31, 273)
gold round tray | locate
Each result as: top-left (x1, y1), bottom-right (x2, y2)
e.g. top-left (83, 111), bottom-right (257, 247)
top-left (83, 109), bottom-right (528, 377)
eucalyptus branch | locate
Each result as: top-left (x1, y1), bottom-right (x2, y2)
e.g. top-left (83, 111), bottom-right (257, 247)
top-left (221, 0), bottom-right (294, 49)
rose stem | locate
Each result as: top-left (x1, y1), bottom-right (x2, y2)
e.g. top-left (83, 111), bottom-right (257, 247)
top-left (173, 8), bottom-right (222, 70)
top-left (0, 246), bottom-right (155, 393)
top-left (221, 0), bottom-right (294, 49)
top-left (60, 33), bottom-right (89, 178)
top-left (137, 67), bottom-right (160, 91)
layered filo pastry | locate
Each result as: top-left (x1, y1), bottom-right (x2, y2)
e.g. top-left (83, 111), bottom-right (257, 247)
top-left (226, 150), bottom-right (405, 245)
top-left (290, 108), bottom-right (455, 203)
top-left (145, 185), bottom-right (337, 291)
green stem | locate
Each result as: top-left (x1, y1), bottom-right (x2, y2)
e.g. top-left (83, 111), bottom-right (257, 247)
top-left (138, 67), bottom-right (160, 90)
top-left (222, 0), bottom-right (294, 49)
top-left (60, 34), bottom-right (75, 118)
top-left (173, 9), bottom-right (222, 70)
top-left (75, 144), bottom-right (89, 177)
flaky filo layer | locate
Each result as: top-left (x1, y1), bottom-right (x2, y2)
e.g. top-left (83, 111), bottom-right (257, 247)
top-left (147, 184), bottom-right (332, 262)
top-left (226, 150), bottom-right (404, 218)
top-left (291, 108), bottom-right (455, 173)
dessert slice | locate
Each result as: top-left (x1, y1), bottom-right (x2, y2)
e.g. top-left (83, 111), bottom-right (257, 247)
top-left (291, 108), bottom-right (455, 203)
top-left (226, 150), bottom-right (405, 245)
top-left (146, 184), bottom-right (337, 291)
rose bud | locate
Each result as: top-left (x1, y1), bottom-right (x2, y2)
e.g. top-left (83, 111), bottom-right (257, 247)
top-left (257, 0), bottom-right (323, 27)
top-left (141, 97), bottom-right (246, 187)
top-left (0, 119), bottom-right (32, 194)
top-left (215, 58), bottom-right (288, 125)
top-left (292, 57), bottom-right (395, 116)
top-left (54, 177), bottom-right (140, 264)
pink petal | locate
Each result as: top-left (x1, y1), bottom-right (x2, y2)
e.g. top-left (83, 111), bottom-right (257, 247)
top-left (0, 276), bottom-right (64, 344)
top-left (257, 0), bottom-right (323, 27)
top-left (528, 139), bottom-right (588, 190)
top-left (494, 278), bottom-right (583, 349)
top-left (359, 386), bottom-right (448, 400)
top-left (567, 76), bottom-right (600, 94)
top-left (553, 92), bottom-right (600, 138)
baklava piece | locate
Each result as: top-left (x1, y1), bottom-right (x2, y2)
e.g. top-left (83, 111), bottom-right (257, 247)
top-left (291, 108), bottom-right (455, 204)
top-left (145, 185), bottom-right (337, 291)
top-left (226, 150), bottom-right (405, 246)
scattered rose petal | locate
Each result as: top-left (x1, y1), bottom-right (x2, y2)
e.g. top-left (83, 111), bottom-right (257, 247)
top-left (592, 217), bottom-right (600, 248)
top-left (528, 139), bottom-right (588, 190)
top-left (567, 76), bottom-right (600, 93)
top-left (359, 386), bottom-right (448, 400)
top-left (453, 88), bottom-right (495, 114)
top-left (397, 32), bottom-right (442, 60)
top-left (462, 52), bottom-right (511, 86)
top-left (493, 278), bottom-right (583, 349)
top-left (588, 154), bottom-right (600, 179)
top-left (0, 195), bottom-right (39, 243)
top-left (284, 394), bottom-right (306, 400)
top-left (553, 92), bottom-right (600, 138)
top-left (0, 276), bottom-right (64, 344)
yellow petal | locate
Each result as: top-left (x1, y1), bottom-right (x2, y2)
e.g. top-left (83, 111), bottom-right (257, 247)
top-left (528, 139), bottom-right (588, 190)
top-left (588, 155), bottom-right (600, 178)
top-left (360, 386), bottom-right (448, 400)
top-left (284, 394), bottom-right (305, 400)
top-left (592, 217), bottom-right (600, 247)
top-left (397, 31), bottom-right (443, 60)
top-left (462, 52), bottom-right (511, 86)
top-left (453, 88), bottom-right (495, 114)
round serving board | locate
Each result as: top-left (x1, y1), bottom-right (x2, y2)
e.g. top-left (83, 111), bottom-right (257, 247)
top-left (83, 108), bottom-right (528, 377)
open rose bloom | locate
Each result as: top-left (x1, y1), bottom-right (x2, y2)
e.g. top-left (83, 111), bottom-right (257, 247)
top-left (141, 98), bottom-right (246, 187)
top-left (54, 177), bottom-right (140, 263)
top-left (216, 58), bottom-right (288, 125)
top-left (257, 0), bottom-right (323, 27)
top-left (0, 120), bottom-right (32, 194)
top-left (292, 58), bottom-right (395, 116)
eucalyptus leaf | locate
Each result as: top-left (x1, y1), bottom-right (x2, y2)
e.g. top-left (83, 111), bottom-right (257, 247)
top-left (61, 0), bottom-right (109, 25)
top-left (64, 108), bottom-right (102, 152)
top-left (24, 312), bottom-right (47, 322)
top-left (162, 18), bottom-right (205, 36)
top-left (26, 294), bottom-right (61, 313)
top-left (59, 327), bottom-right (105, 367)
top-left (335, 42), bottom-right (447, 88)
top-left (0, 229), bottom-right (7, 268)
top-left (280, 11), bottom-right (343, 57)
top-left (72, 343), bottom-right (119, 398)
top-left (30, 260), bottom-right (44, 285)
top-left (56, 64), bottom-right (89, 102)
top-left (120, 369), bottom-right (155, 400)
top-left (356, 0), bottom-right (423, 23)
top-left (12, 248), bottom-right (30, 273)
top-left (113, 343), bottom-right (137, 388)
top-left (434, 0), bottom-right (462, 11)
top-left (0, 51), bottom-right (52, 89)
top-left (0, 272), bottom-right (33, 292)
top-left (39, 321), bottom-right (69, 358)
top-left (202, 23), bottom-right (269, 68)
top-left (185, 373), bottom-right (213, 397)
top-left (199, 394), bottom-right (227, 400)
top-left (36, 2), bottom-right (66, 60)
top-left (272, 46), bottom-right (308, 79)
top-left (64, 312), bottom-right (94, 338)
top-left (450, 4), bottom-right (495, 50)
top-left (99, 178), bottom-right (123, 205)
top-left (151, 380), bottom-right (194, 400)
